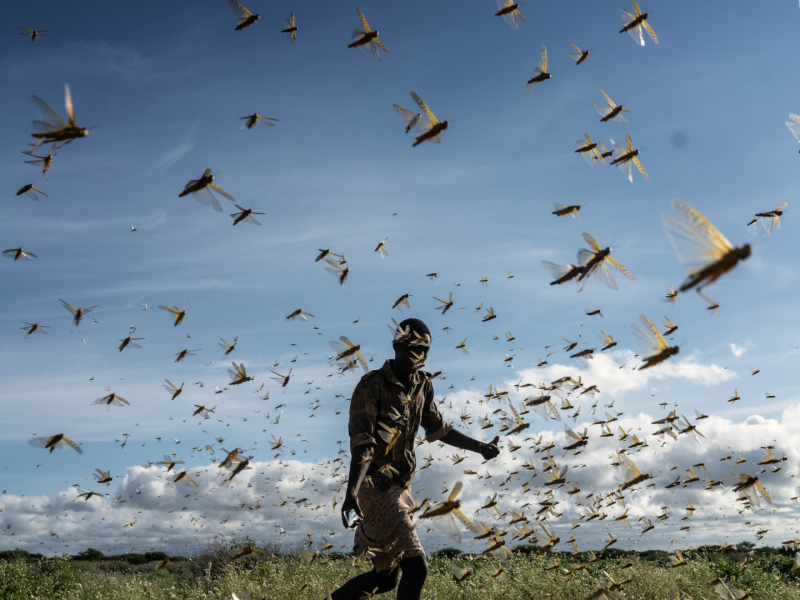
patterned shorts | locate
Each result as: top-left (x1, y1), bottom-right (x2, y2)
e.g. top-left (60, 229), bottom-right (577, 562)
top-left (353, 484), bottom-right (424, 572)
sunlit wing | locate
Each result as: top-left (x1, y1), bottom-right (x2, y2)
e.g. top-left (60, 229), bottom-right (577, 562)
top-left (631, 324), bottom-right (663, 358)
top-left (592, 102), bottom-right (617, 120)
top-left (411, 92), bottom-right (438, 125)
top-left (624, 133), bottom-right (633, 151)
top-left (620, 6), bottom-right (637, 25)
top-left (350, 27), bottom-right (366, 44)
top-left (785, 114), bottom-right (800, 141)
top-left (596, 89), bottom-right (616, 110)
top-left (431, 513), bottom-right (461, 543)
top-left (633, 156), bottom-right (648, 180)
top-left (617, 157), bottom-right (633, 182)
top-left (610, 139), bottom-right (628, 156)
top-left (190, 186), bottom-right (223, 212)
top-left (641, 19), bottom-right (658, 43)
top-left (393, 104), bottom-right (424, 131)
top-left (541, 261), bottom-right (573, 281)
top-left (755, 481), bottom-right (772, 504)
top-left (325, 265), bottom-right (344, 277)
top-left (576, 142), bottom-right (596, 166)
top-left (509, 403), bottom-right (523, 425)
top-left (355, 351), bottom-right (368, 372)
top-left (63, 84), bottom-right (77, 127)
top-left (605, 256), bottom-right (635, 280)
top-left (590, 146), bottom-right (606, 165)
top-left (329, 339), bottom-right (352, 357)
top-left (452, 509), bottom-right (478, 535)
top-left (582, 232), bottom-right (602, 252)
top-left (209, 183), bottom-right (235, 202)
top-left (621, 454), bottom-right (644, 482)
top-left (56, 301), bottom-right (76, 318)
top-left (662, 200), bottom-right (732, 274)
top-left (448, 481), bottom-right (463, 502)
top-left (641, 314), bottom-right (669, 350)
top-left (540, 44), bottom-right (547, 72)
top-left (31, 96), bottom-right (69, 132)
top-left (20, 187), bottom-right (43, 200)
top-left (709, 579), bottom-right (734, 600)
top-left (28, 437), bottom-right (49, 450)
top-left (253, 116), bottom-right (277, 128)
top-left (621, 8), bottom-right (645, 45)
top-left (227, 0), bottom-right (252, 23)
top-left (525, 63), bottom-right (546, 92)
top-left (356, 8), bottom-right (370, 32)
top-left (588, 261), bottom-right (620, 291)
top-left (352, 32), bottom-right (381, 60)
top-left (576, 249), bottom-right (596, 269)
top-left (496, 0), bottom-right (519, 29)
top-left (283, 13), bottom-right (296, 42)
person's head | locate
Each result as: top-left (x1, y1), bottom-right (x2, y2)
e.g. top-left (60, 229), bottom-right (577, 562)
top-left (392, 318), bottom-right (431, 372)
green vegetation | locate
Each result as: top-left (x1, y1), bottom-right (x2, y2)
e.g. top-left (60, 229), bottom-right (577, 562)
top-left (1, 542), bottom-right (799, 600)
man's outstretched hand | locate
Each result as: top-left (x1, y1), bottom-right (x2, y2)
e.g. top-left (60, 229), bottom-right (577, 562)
top-left (341, 491), bottom-right (363, 529)
top-left (480, 435), bottom-right (501, 460)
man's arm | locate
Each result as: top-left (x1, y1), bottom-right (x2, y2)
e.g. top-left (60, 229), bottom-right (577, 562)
top-left (341, 444), bottom-right (374, 528)
top-left (343, 375), bottom-right (379, 529)
top-left (441, 429), bottom-right (500, 460)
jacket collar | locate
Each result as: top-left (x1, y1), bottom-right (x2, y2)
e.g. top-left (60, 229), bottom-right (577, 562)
top-left (381, 360), bottom-right (424, 390)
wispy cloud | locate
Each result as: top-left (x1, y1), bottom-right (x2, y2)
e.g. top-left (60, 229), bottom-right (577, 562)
top-left (150, 128), bottom-right (195, 174)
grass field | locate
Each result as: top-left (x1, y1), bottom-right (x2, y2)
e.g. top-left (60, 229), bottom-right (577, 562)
top-left (2, 543), bottom-right (799, 600)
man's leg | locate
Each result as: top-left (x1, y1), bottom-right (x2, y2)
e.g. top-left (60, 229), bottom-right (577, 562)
top-left (396, 554), bottom-right (429, 600)
top-left (330, 567), bottom-right (399, 600)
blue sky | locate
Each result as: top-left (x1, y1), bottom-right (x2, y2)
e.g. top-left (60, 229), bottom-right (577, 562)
top-left (2, 1), bottom-right (800, 557)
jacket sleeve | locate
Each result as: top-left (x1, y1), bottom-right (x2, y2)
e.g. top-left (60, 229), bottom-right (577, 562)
top-left (348, 377), bottom-right (379, 451)
top-left (420, 379), bottom-right (452, 442)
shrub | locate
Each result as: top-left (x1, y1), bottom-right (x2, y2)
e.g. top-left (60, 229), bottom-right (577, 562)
top-left (70, 548), bottom-right (105, 561)
top-left (432, 548), bottom-right (463, 559)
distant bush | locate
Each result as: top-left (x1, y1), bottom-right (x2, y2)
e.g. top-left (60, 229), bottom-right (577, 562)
top-left (431, 547), bottom-right (462, 559)
top-left (145, 551), bottom-right (170, 562)
top-left (512, 544), bottom-right (539, 555)
top-left (70, 548), bottom-right (105, 562)
top-left (0, 548), bottom-right (45, 563)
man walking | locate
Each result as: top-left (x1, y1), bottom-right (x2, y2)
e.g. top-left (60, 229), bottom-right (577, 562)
top-left (333, 318), bottom-right (501, 600)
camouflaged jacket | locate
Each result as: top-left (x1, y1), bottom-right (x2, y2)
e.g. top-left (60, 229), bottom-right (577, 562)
top-left (349, 360), bottom-right (451, 491)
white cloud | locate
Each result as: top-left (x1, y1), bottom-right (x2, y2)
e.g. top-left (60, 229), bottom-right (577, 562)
top-left (729, 341), bottom-right (751, 357)
top-left (4, 399), bottom-right (798, 557)
top-left (511, 350), bottom-right (736, 401)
